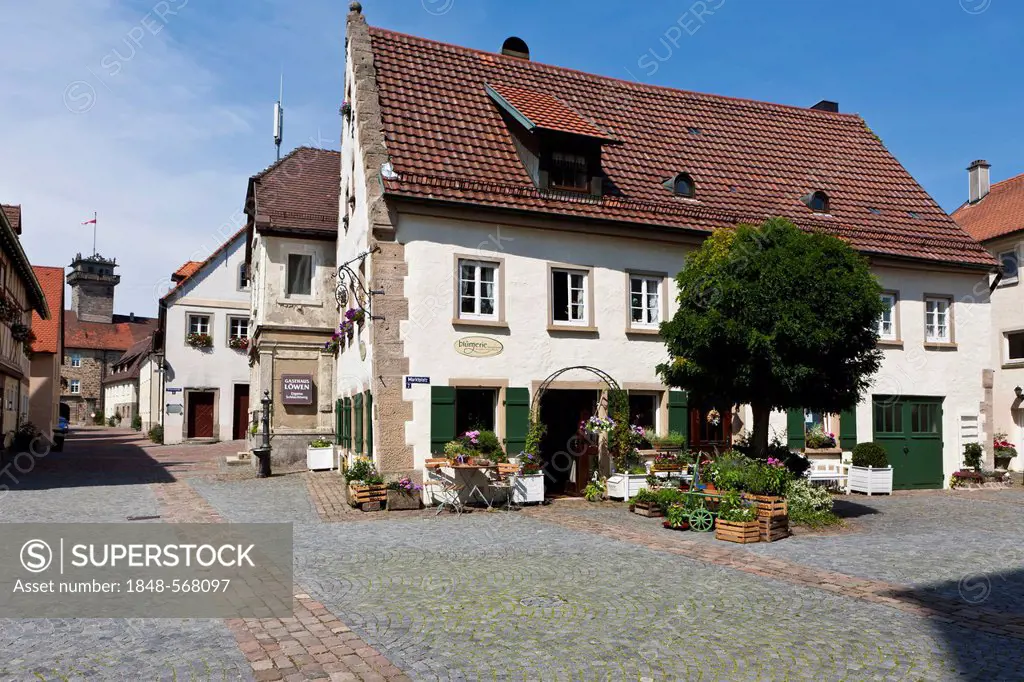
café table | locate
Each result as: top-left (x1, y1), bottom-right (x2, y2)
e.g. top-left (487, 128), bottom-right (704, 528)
top-left (445, 464), bottom-right (500, 508)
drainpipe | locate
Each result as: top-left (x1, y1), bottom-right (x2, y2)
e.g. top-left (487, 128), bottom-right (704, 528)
top-left (989, 266), bottom-right (1003, 294)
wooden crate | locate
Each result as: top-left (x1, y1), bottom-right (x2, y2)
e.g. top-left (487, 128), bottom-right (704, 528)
top-left (758, 514), bottom-right (791, 542)
top-left (742, 494), bottom-right (788, 519)
top-left (714, 519), bottom-right (760, 544)
top-left (348, 483), bottom-right (387, 508)
top-left (632, 501), bottom-right (664, 518)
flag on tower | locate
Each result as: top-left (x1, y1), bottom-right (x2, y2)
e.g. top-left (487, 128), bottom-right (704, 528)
top-left (81, 217), bottom-right (96, 225)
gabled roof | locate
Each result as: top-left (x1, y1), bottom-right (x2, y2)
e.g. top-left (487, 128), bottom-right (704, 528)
top-left (103, 335), bottom-right (154, 384)
top-left (246, 146), bottom-right (340, 238)
top-left (0, 205), bottom-right (48, 315)
top-left (161, 228), bottom-right (246, 306)
top-left (952, 172), bottom-right (1024, 243)
top-left (30, 266), bottom-right (64, 354)
top-left (65, 312), bottom-right (157, 352)
top-left (360, 24), bottom-right (994, 269)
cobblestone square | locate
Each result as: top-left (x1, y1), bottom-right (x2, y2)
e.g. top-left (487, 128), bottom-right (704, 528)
top-left (2, 431), bottom-right (1024, 680)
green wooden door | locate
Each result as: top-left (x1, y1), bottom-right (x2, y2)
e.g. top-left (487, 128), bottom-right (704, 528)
top-left (504, 387), bottom-right (530, 455)
top-left (872, 396), bottom-right (943, 490)
top-left (430, 386), bottom-right (457, 455)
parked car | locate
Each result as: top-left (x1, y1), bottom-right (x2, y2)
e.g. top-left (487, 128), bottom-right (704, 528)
top-left (57, 416), bottom-right (69, 435)
top-left (53, 416), bottom-right (69, 452)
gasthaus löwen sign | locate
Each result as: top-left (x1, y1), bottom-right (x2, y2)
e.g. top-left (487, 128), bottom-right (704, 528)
top-left (281, 375), bottom-right (314, 405)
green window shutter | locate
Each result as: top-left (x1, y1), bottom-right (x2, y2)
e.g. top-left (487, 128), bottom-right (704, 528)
top-left (839, 407), bottom-right (857, 450)
top-left (667, 391), bottom-right (689, 443)
top-left (335, 399), bottom-right (343, 445)
top-left (365, 391), bottom-right (373, 457)
top-left (354, 394), bottom-right (364, 455)
top-left (430, 386), bottom-right (457, 454)
top-left (786, 409), bottom-right (805, 451)
top-left (342, 398), bottom-right (352, 448)
top-left (504, 387), bottom-right (530, 455)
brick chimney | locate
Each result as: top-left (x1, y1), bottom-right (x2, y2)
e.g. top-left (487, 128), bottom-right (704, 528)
top-left (968, 159), bottom-right (991, 204)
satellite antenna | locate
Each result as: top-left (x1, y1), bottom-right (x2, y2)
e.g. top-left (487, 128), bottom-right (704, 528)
top-left (273, 72), bottom-right (284, 160)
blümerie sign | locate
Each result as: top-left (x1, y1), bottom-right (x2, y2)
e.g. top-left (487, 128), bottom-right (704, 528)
top-left (281, 374), bottom-right (314, 405)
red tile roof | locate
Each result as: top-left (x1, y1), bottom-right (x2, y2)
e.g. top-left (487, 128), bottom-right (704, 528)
top-left (248, 147), bottom-right (340, 237)
top-left (487, 83), bottom-right (615, 141)
top-left (952, 172), bottom-right (1024, 243)
top-left (103, 335), bottom-right (154, 384)
top-left (30, 266), bottom-right (64, 354)
top-left (2, 205), bottom-right (21, 235)
top-left (161, 228), bottom-right (246, 305)
top-left (364, 26), bottom-right (993, 269)
top-left (64, 311), bottom-right (157, 351)
top-left (173, 261), bottom-right (202, 282)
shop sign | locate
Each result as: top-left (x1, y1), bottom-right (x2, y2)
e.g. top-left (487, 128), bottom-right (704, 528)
top-left (454, 336), bottom-right (503, 358)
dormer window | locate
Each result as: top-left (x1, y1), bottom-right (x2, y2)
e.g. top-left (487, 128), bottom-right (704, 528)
top-left (804, 191), bottom-right (830, 214)
top-left (672, 173), bottom-right (695, 198)
top-left (549, 152), bottom-right (588, 191)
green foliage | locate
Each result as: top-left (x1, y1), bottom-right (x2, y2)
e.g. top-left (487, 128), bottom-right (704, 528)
top-left (734, 432), bottom-right (810, 478)
top-left (524, 418), bottom-right (546, 456)
top-left (716, 490), bottom-right (756, 522)
top-left (645, 430), bottom-right (687, 449)
top-left (786, 478), bottom-right (842, 528)
top-left (131, 414), bottom-right (142, 431)
top-left (705, 450), bottom-right (793, 495)
top-left (665, 504), bottom-right (688, 529)
top-left (606, 390), bottom-right (637, 471)
top-left (630, 487), bottom-right (688, 512)
top-left (804, 424), bottom-right (836, 449)
top-left (583, 478), bottom-right (606, 502)
top-left (657, 218), bottom-right (885, 454)
top-left (707, 451), bottom-right (750, 491)
top-left (107, 415), bottom-right (118, 427)
top-left (345, 457), bottom-right (377, 483)
top-left (852, 442), bottom-right (889, 468)
top-left (309, 438), bottom-right (333, 448)
top-left (147, 424), bottom-right (164, 444)
top-left (92, 412), bottom-right (105, 426)
top-left (963, 442), bottom-right (983, 471)
top-left (466, 430), bottom-right (506, 462)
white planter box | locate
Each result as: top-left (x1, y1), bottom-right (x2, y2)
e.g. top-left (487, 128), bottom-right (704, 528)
top-left (306, 446), bottom-right (335, 471)
top-left (606, 474), bottom-right (649, 500)
top-left (847, 465), bottom-right (893, 495)
top-left (513, 474), bottom-right (545, 504)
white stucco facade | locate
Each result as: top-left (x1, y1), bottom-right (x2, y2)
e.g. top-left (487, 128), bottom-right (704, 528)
top-left (162, 232), bottom-right (251, 444)
top-left (103, 380), bottom-right (138, 421)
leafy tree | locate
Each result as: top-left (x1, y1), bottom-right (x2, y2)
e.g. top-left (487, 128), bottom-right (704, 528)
top-left (657, 218), bottom-right (885, 457)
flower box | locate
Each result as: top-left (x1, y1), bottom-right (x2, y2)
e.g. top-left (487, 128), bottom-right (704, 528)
top-left (348, 483), bottom-right (387, 508)
top-left (715, 518), bottom-right (760, 544)
top-left (632, 500), bottom-right (664, 518)
top-left (804, 447), bottom-right (843, 458)
top-left (513, 473), bottom-right (544, 504)
top-left (306, 445), bottom-right (335, 471)
top-left (847, 465), bottom-right (893, 495)
top-left (386, 489), bottom-right (422, 511)
top-left (741, 494), bottom-right (788, 518)
top-left (606, 474), bottom-right (649, 500)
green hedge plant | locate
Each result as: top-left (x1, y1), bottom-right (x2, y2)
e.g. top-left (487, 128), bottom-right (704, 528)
top-left (852, 442), bottom-right (889, 468)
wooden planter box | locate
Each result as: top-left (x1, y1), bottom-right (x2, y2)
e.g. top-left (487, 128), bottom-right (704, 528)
top-left (632, 501), bottom-right (664, 518)
top-left (715, 518), bottom-right (760, 544)
top-left (348, 483), bottom-right (387, 509)
top-left (758, 515), bottom-right (791, 542)
top-left (742, 494), bottom-right (788, 518)
top-left (386, 489), bottom-right (421, 511)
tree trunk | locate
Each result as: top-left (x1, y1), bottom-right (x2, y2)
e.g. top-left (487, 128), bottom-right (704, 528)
top-left (751, 404), bottom-right (771, 459)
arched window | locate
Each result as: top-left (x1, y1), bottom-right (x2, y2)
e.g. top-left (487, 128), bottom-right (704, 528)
top-left (805, 190), bottom-right (830, 213)
top-left (671, 173), bottom-right (695, 198)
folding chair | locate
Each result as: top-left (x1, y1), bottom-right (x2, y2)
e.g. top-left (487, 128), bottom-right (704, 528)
top-left (487, 463), bottom-right (521, 511)
top-left (423, 458), bottom-right (464, 515)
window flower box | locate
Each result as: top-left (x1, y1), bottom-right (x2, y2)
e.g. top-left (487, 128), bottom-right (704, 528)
top-left (513, 473), bottom-right (545, 504)
top-left (803, 447), bottom-right (842, 458)
top-left (185, 332), bottom-right (213, 349)
top-left (847, 465), bottom-right (893, 495)
top-left (228, 336), bottom-right (250, 351)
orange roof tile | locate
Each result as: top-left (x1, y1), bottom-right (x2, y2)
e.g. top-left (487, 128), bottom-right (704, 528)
top-left (30, 266), bottom-right (64, 354)
top-left (487, 83), bottom-right (615, 141)
top-left (952, 172), bottom-right (1024, 243)
top-left (173, 261), bottom-right (202, 282)
top-left (64, 311), bottom-right (157, 352)
top-left (360, 24), bottom-right (993, 269)
top-left (248, 147), bottom-right (339, 236)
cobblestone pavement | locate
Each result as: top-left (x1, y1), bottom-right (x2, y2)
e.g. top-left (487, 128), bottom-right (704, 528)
top-left (6, 432), bottom-right (1024, 680)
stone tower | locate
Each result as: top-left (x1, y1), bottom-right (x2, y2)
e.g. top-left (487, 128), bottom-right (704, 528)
top-left (67, 253), bottom-right (119, 323)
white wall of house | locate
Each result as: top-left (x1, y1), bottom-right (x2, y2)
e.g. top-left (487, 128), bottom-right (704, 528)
top-left (138, 354), bottom-right (161, 433)
top-left (103, 381), bottom-right (137, 420)
top-left (164, 234), bottom-right (251, 443)
top-left (983, 233), bottom-right (1024, 471)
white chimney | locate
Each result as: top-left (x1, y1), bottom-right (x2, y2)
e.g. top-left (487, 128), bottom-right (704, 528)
top-left (968, 159), bottom-right (991, 204)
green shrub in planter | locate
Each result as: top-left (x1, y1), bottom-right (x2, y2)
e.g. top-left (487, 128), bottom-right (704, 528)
top-left (147, 424), bottom-right (164, 444)
top-left (852, 442), bottom-right (888, 468)
top-left (963, 442), bottom-right (983, 471)
top-left (131, 414), bottom-right (142, 431)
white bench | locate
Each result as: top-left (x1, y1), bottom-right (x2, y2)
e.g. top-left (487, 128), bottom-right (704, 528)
top-left (806, 459), bottom-right (850, 493)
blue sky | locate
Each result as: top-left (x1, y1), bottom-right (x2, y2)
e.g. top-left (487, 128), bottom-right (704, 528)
top-left (3, 0), bottom-right (1021, 315)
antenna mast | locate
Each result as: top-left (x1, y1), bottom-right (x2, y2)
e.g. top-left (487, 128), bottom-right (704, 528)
top-left (273, 73), bottom-right (284, 160)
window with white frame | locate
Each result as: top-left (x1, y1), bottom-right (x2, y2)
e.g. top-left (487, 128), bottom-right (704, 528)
top-left (999, 250), bottom-right (1019, 284)
top-left (70, 353), bottom-right (81, 367)
top-left (630, 276), bottom-right (662, 328)
top-left (551, 268), bottom-right (588, 325)
top-left (229, 317), bottom-right (249, 339)
top-left (286, 253), bottom-right (313, 297)
top-left (188, 314), bottom-right (211, 336)
top-left (878, 293), bottom-right (897, 340)
top-left (458, 259), bottom-right (498, 319)
top-left (69, 379), bottom-right (80, 394)
top-left (925, 297), bottom-right (951, 343)
top-left (238, 263), bottom-right (250, 290)
top-left (1007, 331), bottom-right (1024, 362)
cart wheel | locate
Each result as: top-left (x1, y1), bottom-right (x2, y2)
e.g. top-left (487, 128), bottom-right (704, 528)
top-left (689, 508), bottom-right (714, 532)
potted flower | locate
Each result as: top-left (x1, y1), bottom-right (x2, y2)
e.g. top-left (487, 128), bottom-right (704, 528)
top-left (341, 100), bottom-right (352, 118)
top-left (644, 429), bottom-right (687, 452)
top-left (324, 330), bottom-right (344, 355)
top-left (663, 504), bottom-right (689, 531)
top-left (993, 433), bottom-right (1017, 470)
top-left (345, 457), bottom-right (386, 509)
top-left (185, 332), bottom-right (213, 349)
top-left (345, 307), bottom-right (366, 327)
top-left (714, 499), bottom-right (760, 544)
top-left (228, 336), bottom-right (249, 351)
top-left (386, 476), bottom-right (423, 510)
top-left (513, 451), bottom-right (545, 503)
top-left (307, 437), bottom-right (335, 471)
top-left (444, 439), bottom-right (471, 465)
top-left (10, 323), bottom-right (31, 342)
top-left (804, 424), bottom-right (840, 457)
top-left (848, 442), bottom-right (893, 495)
